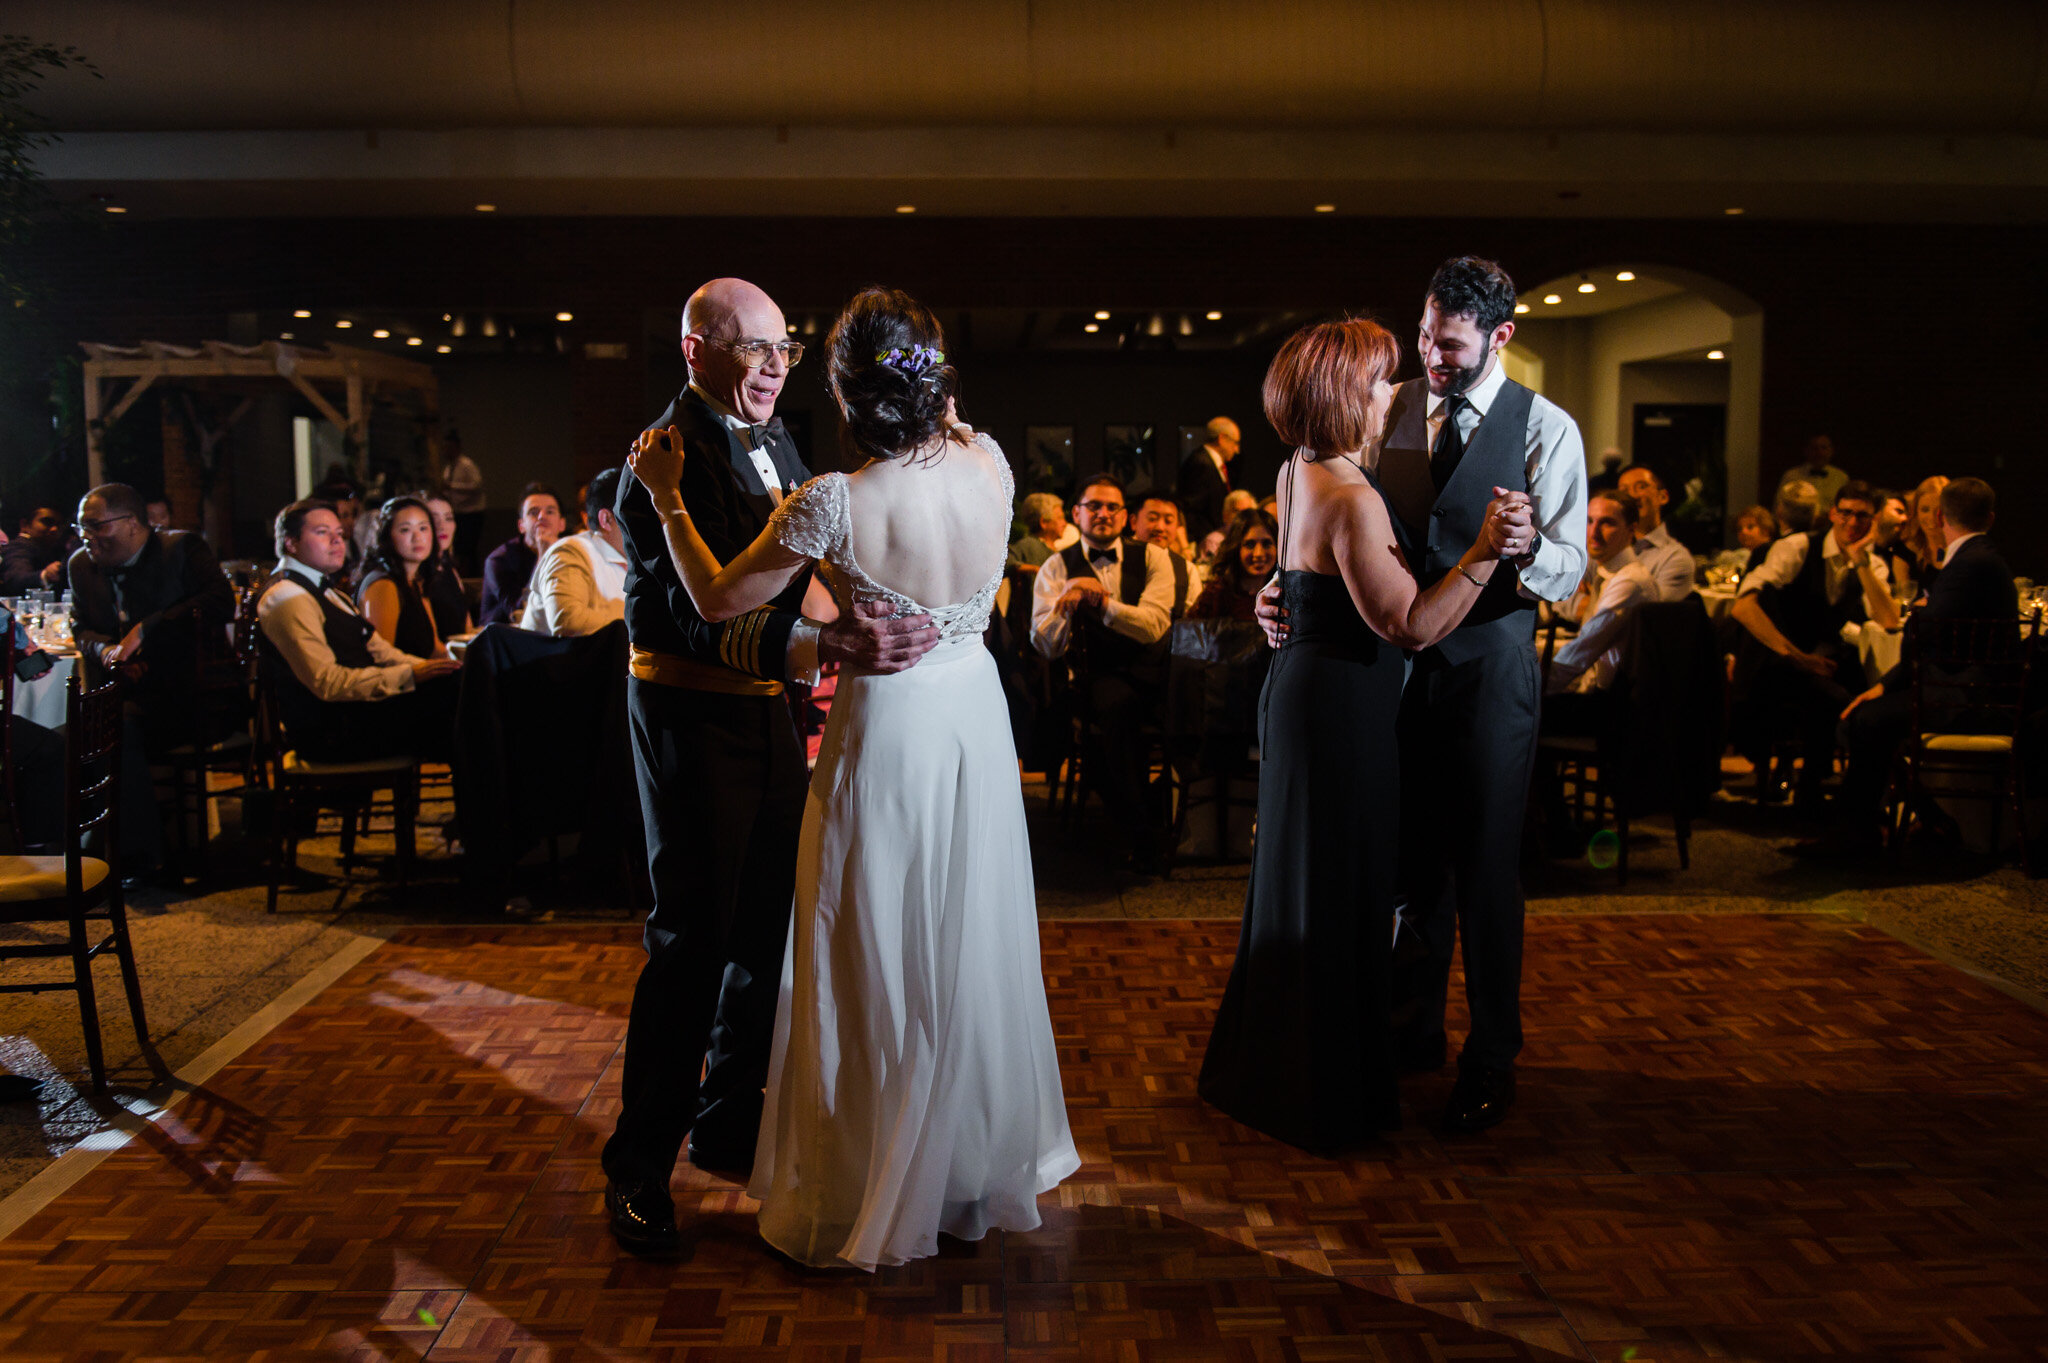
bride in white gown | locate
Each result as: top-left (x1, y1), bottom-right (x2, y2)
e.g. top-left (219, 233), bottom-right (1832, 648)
top-left (627, 286), bottom-right (1079, 1270)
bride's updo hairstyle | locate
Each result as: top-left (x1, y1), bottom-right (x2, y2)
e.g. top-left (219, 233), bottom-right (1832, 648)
top-left (1262, 317), bottom-right (1400, 464)
top-left (826, 286), bottom-right (961, 462)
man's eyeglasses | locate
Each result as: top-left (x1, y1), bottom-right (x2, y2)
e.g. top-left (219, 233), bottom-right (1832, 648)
top-left (74, 513), bottom-right (136, 537)
top-left (1077, 501), bottom-right (1125, 514)
top-left (693, 336), bottom-right (805, 369)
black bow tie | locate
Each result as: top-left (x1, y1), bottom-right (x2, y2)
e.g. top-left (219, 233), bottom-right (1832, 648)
top-left (1089, 546), bottom-right (1119, 568)
top-left (749, 417), bottom-right (786, 447)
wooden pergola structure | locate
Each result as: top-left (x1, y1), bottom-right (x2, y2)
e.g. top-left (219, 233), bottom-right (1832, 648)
top-left (80, 340), bottom-right (440, 487)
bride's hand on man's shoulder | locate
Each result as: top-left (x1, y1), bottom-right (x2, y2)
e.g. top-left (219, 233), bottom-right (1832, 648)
top-left (628, 426), bottom-right (688, 506)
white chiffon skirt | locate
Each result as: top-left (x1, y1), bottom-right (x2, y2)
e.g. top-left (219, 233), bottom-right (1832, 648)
top-left (750, 635), bottom-right (1080, 1270)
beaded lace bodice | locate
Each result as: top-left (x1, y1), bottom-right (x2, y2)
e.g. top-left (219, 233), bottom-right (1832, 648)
top-left (766, 433), bottom-right (1015, 642)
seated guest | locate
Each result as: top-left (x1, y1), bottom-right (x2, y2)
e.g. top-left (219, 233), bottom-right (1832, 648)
top-left (1547, 493), bottom-right (1655, 697)
top-left (1822, 478), bottom-right (2013, 853)
top-left (1008, 492), bottom-right (1079, 576)
top-left (1775, 478), bottom-right (1821, 537)
top-left (521, 468), bottom-right (629, 638)
top-left (358, 495), bottom-right (450, 660)
top-left (68, 482), bottom-right (236, 875)
top-left (1188, 508), bottom-right (1278, 622)
top-left (1, 502), bottom-right (70, 593)
top-left (1202, 489), bottom-right (1258, 559)
top-left (478, 481), bottom-right (565, 626)
top-left (420, 492), bottom-right (474, 638)
top-left (256, 500), bottom-right (460, 761)
top-left (1897, 474), bottom-right (1949, 600)
top-left (311, 477), bottom-right (367, 590)
top-left (1730, 479), bottom-right (1898, 807)
top-left (1616, 463), bottom-right (1696, 600)
top-left (1131, 493), bottom-right (1201, 619)
top-left (145, 495), bottom-right (173, 529)
top-left (1776, 433), bottom-right (1850, 508)
top-left (1735, 504), bottom-right (1778, 570)
top-left (1031, 474), bottom-right (1176, 867)
top-left (1871, 487), bottom-right (1915, 592)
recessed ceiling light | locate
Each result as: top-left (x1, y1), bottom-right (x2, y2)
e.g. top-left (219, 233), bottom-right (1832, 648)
top-left (442, 313), bottom-right (452, 322)
top-left (555, 311), bottom-right (573, 322)
top-left (1514, 303), bottom-right (1531, 314)
top-left (436, 344), bottom-right (452, 353)
top-left (1707, 349), bottom-right (1726, 360)
top-left (335, 319), bottom-right (353, 328)
top-left (1094, 310), bottom-right (1110, 320)
top-left (475, 203), bottom-right (496, 212)
top-left (405, 336), bottom-right (422, 346)
top-left (280, 332), bottom-right (294, 340)
top-left (293, 309), bottom-right (312, 318)
top-left (1577, 282), bottom-right (1596, 294)
top-left (1083, 322), bottom-right (1100, 333)
top-left (1724, 206), bottom-right (1744, 215)
top-left (1543, 294), bottom-right (1562, 305)
top-left (1313, 203), bottom-right (1335, 213)
top-left (104, 205), bottom-right (126, 214)
top-left (895, 204), bottom-right (916, 214)
top-left (787, 324), bottom-right (797, 334)
top-left (372, 328), bottom-right (390, 338)
top-left (1615, 271), bottom-right (1636, 282)
top-left (1205, 310), bottom-right (1222, 321)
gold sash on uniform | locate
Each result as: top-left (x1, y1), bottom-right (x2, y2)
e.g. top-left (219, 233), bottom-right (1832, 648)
top-left (628, 645), bottom-right (784, 696)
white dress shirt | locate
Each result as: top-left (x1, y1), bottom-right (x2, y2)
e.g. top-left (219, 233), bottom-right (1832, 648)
top-left (1739, 527), bottom-right (1890, 616)
top-left (1940, 530), bottom-right (1985, 565)
top-left (1548, 546), bottom-right (1654, 694)
top-left (1030, 537), bottom-right (1175, 659)
top-left (257, 552), bottom-right (421, 702)
top-left (521, 530), bottom-right (629, 637)
top-left (1423, 358), bottom-right (1587, 602)
top-left (686, 382), bottom-right (820, 682)
top-left (1631, 522), bottom-right (1698, 602)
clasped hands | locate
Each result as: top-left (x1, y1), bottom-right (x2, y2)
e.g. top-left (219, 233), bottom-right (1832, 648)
top-left (1054, 576), bottom-right (1108, 620)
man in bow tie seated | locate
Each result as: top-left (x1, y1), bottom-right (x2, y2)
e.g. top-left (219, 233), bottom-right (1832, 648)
top-left (68, 482), bottom-right (237, 877)
top-left (1031, 474), bottom-right (1178, 869)
top-left (255, 499), bottom-right (460, 763)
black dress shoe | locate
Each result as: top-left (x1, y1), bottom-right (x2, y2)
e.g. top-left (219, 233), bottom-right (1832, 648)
top-left (0, 1074), bottom-right (46, 1103)
top-left (686, 1135), bottom-right (755, 1178)
top-left (605, 1179), bottom-right (680, 1255)
top-left (1443, 1065), bottom-right (1516, 1134)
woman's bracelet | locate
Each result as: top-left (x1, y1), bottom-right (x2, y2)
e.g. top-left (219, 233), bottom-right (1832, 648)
top-left (1456, 564), bottom-right (1488, 589)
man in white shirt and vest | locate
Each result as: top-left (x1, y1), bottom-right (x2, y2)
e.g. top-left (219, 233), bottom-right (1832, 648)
top-left (522, 468), bottom-right (630, 638)
top-left (1031, 473), bottom-right (1177, 867)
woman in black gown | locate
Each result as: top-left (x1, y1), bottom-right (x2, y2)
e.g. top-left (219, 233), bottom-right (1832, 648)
top-left (1198, 318), bottom-right (1528, 1154)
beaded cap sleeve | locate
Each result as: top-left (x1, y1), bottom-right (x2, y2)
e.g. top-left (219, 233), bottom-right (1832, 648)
top-left (766, 433), bottom-right (1014, 642)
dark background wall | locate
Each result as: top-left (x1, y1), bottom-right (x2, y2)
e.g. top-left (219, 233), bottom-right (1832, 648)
top-left (6, 214), bottom-right (2044, 567)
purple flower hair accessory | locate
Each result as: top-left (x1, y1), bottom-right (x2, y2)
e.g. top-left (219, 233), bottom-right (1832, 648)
top-left (873, 344), bottom-right (946, 378)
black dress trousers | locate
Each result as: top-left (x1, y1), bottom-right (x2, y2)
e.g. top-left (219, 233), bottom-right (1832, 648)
top-left (601, 676), bottom-right (807, 1184)
top-left (1393, 642), bottom-right (1543, 1073)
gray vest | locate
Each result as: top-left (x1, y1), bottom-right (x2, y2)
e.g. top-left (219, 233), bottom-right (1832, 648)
top-left (1376, 375), bottom-right (1539, 665)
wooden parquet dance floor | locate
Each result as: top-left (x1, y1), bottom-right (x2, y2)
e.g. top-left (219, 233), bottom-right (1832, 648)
top-left (3, 914), bottom-right (2047, 1361)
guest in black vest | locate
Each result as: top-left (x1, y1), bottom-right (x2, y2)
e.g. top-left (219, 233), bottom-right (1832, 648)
top-left (1031, 474), bottom-right (1178, 867)
top-left (255, 500), bottom-right (461, 763)
top-left (600, 278), bottom-right (938, 1256)
top-left (1176, 416), bottom-right (1238, 543)
top-left (1271, 257), bottom-right (1590, 1133)
top-left (1818, 478), bottom-right (2015, 851)
top-left (69, 483), bottom-right (238, 876)
top-left (1132, 492), bottom-right (1198, 620)
top-left (357, 495), bottom-right (450, 661)
top-left (1730, 480), bottom-right (1898, 806)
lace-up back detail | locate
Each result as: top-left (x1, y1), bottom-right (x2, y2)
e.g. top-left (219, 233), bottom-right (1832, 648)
top-left (767, 432), bottom-right (1015, 643)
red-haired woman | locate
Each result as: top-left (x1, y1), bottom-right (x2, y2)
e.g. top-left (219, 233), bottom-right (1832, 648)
top-left (1197, 317), bottom-right (1524, 1154)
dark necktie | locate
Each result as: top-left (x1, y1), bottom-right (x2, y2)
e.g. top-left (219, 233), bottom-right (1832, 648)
top-left (1089, 546), bottom-right (1118, 570)
top-left (1430, 394), bottom-right (1466, 492)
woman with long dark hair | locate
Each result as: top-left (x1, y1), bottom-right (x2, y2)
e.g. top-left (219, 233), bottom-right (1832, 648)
top-left (357, 494), bottom-right (448, 659)
top-left (420, 492), bottom-right (474, 638)
top-left (1197, 318), bottom-right (1522, 1153)
top-left (1188, 507), bottom-right (1280, 621)
top-left (626, 286), bottom-right (1077, 1269)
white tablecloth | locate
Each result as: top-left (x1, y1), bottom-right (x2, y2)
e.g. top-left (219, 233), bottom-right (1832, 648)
top-left (1853, 625), bottom-right (1903, 684)
top-left (1699, 587), bottom-right (1738, 622)
top-left (9, 652), bottom-right (73, 730)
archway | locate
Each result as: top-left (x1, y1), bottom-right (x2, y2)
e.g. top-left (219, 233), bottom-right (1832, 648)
top-left (1508, 266), bottom-right (1764, 550)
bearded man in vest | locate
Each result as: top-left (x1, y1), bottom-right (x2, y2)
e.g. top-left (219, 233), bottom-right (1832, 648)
top-left (1030, 473), bottom-right (1177, 868)
top-left (255, 500), bottom-right (461, 761)
top-left (1258, 255), bottom-right (1589, 1134)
